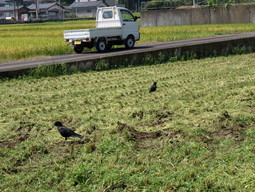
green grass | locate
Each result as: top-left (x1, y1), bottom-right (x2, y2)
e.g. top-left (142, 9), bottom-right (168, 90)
top-left (1, 21), bottom-right (255, 62)
top-left (1, 53), bottom-right (255, 191)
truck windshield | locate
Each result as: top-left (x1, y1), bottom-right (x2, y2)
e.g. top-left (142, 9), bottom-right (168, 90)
top-left (120, 10), bottom-right (135, 22)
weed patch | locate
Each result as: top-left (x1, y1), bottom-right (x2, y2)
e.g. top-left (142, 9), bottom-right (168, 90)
top-left (28, 63), bottom-right (69, 78)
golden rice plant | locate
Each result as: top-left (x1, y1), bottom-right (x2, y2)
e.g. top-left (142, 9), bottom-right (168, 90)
top-left (1, 21), bottom-right (255, 62)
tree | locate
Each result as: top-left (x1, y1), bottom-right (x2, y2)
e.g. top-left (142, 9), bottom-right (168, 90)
top-left (119, 0), bottom-right (150, 11)
top-left (60, 0), bottom-right (75, 6)
top-left (5, 0), bottom-right (24, 6)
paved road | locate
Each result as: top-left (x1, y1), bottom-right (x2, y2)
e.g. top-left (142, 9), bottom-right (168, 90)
top-left (1, 32), bottom-right (255, 73)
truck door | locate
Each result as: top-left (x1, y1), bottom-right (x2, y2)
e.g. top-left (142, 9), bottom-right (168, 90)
top-left (120, 9), bottom-right (139, 40)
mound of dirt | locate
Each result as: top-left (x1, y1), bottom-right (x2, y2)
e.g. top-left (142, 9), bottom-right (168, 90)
top-left (212, 111), bottom-right (246, 141)
top-left (117, 122), bottom-right (163, 140)
top-left (211, 125), bottom-right (245, 141)
top-left (117, 121), bottom-right (182, 140)
top-left (117, 122), bottom-right (183, 150)
top-left (0, 133), bottom-right (29, 149)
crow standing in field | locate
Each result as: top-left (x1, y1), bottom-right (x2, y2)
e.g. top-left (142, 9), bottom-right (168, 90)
top-left (54, 121), bottom-right (82, 141)
top-left (149, 82), bottom-right (157, 93)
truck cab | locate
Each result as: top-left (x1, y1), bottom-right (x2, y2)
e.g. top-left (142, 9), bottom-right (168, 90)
top-left (64, 7), bottom-right (140, 53)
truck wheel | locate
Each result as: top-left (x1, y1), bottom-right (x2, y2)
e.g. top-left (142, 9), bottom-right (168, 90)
top-left (125, 35), bottom-right (135, 49)
top-left (74, 46), bottom-right (84, 54)
top-left (96, 38), bottom-right (107, 53)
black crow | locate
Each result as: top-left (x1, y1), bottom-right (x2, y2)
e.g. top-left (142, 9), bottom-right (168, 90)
top-left (223, 111), bottom-right (230, 119)
top-left (54, 121), bottom-right (82, 140)
top-left (149, 82), bottom-right (157, 93)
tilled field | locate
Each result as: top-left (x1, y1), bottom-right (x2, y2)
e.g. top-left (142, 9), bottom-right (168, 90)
top-left (1, 54), bottom-right (255, 191)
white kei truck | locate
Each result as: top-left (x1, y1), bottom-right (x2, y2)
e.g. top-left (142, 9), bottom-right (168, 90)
top-left (64, 6), bottom-right (140, 53)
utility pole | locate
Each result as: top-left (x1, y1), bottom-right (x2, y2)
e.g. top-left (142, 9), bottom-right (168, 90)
top-left (13, 0), bottom-right (16, 20)
top-left (36, 0), bottom-right (39, 19)
top-left (137, 0), bottom-right (140, 12)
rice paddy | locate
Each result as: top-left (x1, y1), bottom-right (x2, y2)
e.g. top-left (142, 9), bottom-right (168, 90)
top-left (1, 53), bottom-right (255, 191)
top-left (1, 18), bottom-right (255, 191)
top-left (1, 20), bottom-right (255, 62)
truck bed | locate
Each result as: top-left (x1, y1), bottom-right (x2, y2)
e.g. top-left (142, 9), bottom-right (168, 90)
top-left (64, 27), bottom-right (122, 41)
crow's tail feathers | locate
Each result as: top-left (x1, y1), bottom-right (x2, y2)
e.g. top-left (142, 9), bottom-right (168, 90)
top-left (72, 133), bottom-right (83, 139)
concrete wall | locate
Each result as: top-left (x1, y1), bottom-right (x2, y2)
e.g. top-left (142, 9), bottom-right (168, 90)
top-left (141, 4), bottom-right (255, 27)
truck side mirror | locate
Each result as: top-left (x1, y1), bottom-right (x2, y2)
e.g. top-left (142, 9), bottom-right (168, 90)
top-left (134, 16), bottom-right (140, 21)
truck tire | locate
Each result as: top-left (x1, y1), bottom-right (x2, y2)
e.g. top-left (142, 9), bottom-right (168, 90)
top-left (74, 46), bottom-right (84, 54)
top-left (125, 35), bottom-right (135, 49)
top-left (96, 38), bottom-right (107, 53)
